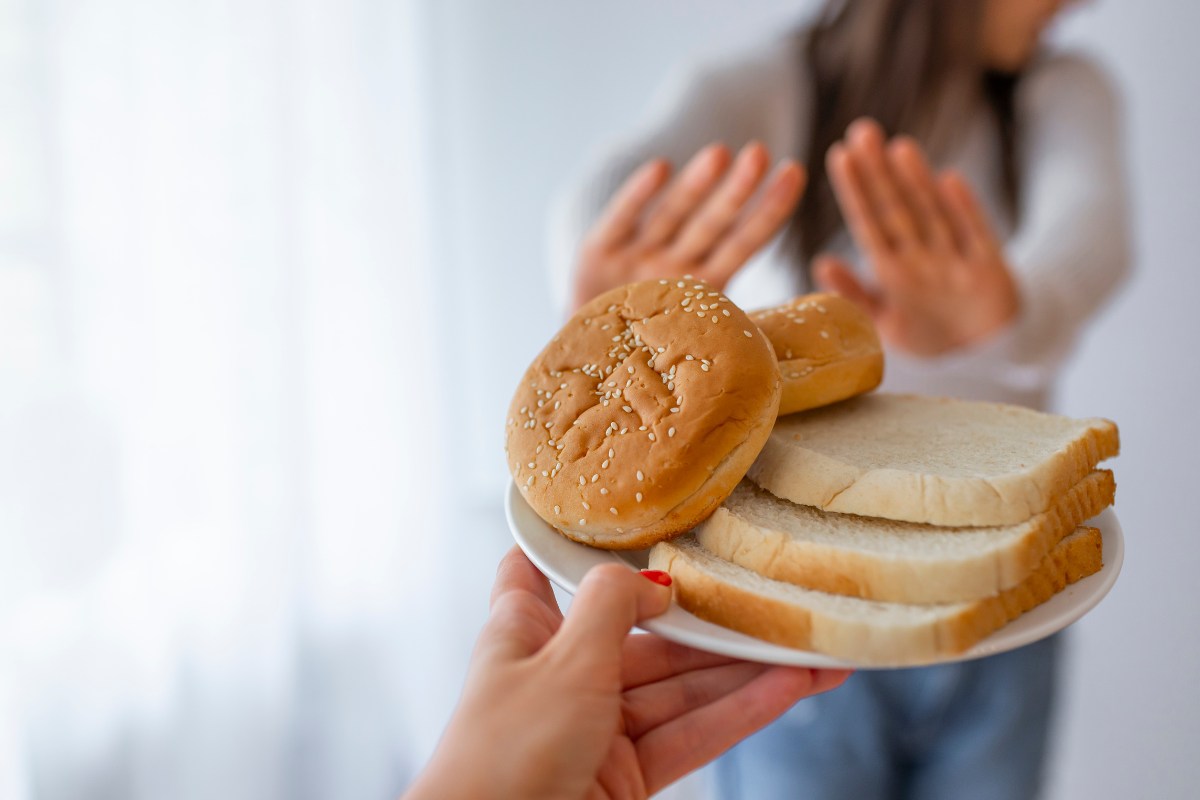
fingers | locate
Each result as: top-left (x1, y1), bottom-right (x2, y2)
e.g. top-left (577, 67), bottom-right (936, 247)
top-left (887, 137), bottom-right (956, 254)
top-left (585, 159), bottom-right (671, 251)
top-left (827, 142), bottom-right (890, 258)
top-left (490, 546), bottom-right (558, 611)
top-left (938, 171), bottom-right (1000, 258)
top-left (621, 635), bottom-right (740, 689)
top-left (812, 253), bottom-right (882, 317)
top-left (637, 665), bottom-right (827, 793)
top-left (476, 586), bottom-right (564, 663)
top-left (670, 142), bottom-right (770, 260)
top-left (549, 564), bottom-right (672, 672)
top-left (637, 144), bottom-right (732, 248)
top-left (702, 160), bottom-right (806, 286)
top-left (476, 548), bottom-right (564, 662)
top-left (622, 661), bottom-right (770, 739)
top-left (844, 119), bottom-right (919, 246)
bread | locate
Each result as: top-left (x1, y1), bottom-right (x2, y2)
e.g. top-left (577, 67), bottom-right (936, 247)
top-left (649, 526), bottom-right (1103, 666)
top-left (697, 471), bottom-right (1114, 603)
top-left (505, 278), bottom-right (781, 549)
top-left (750, 293), bottom-right (883, 415)
top-left (748, 393), bottom-right (1119, 526)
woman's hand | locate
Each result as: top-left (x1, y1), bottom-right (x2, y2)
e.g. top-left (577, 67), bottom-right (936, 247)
top-left (571, 142), bottom-right (805, 311)
top-left (405, 548), bottom-right (849, 800)
top-left (816, 119), bottom-right (1019, 356)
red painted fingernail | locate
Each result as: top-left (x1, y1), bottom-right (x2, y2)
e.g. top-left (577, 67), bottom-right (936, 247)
top-left (640, 569), bottom-right (672, 587)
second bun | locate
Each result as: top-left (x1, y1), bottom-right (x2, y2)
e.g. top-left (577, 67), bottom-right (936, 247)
top-left (751, 292), bottom-right (883, 415)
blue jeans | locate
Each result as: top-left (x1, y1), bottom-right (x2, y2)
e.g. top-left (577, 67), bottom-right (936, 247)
top-left (714, 635), bottom-right (1062, 800)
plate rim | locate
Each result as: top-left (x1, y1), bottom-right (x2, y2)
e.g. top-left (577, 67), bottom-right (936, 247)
top-left (505, 482), bottom-right (1124, 669)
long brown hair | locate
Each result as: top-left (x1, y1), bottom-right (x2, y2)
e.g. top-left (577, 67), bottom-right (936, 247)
top-left (788, 0), bottom-right (1021, 283)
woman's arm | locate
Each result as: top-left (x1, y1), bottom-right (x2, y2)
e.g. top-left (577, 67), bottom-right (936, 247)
top-left (1002, 53), bottom-right (1133, 374)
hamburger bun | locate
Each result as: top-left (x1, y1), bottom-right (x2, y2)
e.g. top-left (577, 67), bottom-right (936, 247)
top-left (505, 278), bottom-right (782, 549)
top-left (750, 293), bottom-right (883, 415)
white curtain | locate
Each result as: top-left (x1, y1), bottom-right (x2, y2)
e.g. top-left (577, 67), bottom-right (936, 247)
top-left (0, 1), bottom-right (462, 797)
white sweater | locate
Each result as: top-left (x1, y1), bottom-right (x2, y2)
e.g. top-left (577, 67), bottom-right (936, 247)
top-left (549, 33), bottom-right (1132, 411)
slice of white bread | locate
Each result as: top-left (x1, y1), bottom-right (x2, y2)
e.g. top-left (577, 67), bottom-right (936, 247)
top-left (648, 526), bottom-right (1103, 666)
top-left (749, 394), bottom-right (1119, 526)
top-left (697, 472), bottom-right (1114, 603)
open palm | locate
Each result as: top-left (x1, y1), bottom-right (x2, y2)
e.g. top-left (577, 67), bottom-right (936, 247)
top-left (817, 119), bottom-right (1019, 356)
top-left (572, 142), bottom-right (805, 311)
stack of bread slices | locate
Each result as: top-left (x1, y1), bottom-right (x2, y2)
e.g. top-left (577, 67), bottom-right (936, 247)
top-left (649, 329), bottom-right (1119, 668)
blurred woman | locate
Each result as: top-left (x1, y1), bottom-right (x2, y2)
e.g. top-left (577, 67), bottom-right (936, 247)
top-left (550, 0), bottom-right (1130, 797)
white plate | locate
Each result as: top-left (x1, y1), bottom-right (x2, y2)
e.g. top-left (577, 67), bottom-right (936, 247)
top-left (506, 483), bottom-right (1124, 669)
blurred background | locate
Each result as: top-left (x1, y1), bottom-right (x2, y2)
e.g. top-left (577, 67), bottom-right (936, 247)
top-left (1, 0), bottom-right (1196, 798)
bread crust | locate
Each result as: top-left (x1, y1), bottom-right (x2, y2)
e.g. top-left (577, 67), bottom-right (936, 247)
top-left (750, 293), bottom-right (883, 415)
top-left (649, 527), bottom-right (1103, 667)
top-left (698, 471), bottom-right (1114, 603)
top-left (505, 279), bottom-right (781, 549)
top-left (748, 394), bottom-right (1120, 526)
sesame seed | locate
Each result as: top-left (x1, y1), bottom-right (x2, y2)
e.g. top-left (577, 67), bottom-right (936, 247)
top-left (636, 492), bottom-right (643, 502)
top-left (821, 330), bottom-right (830, 339)
top-left (526, 476), bottom-right (533, 485)
top-left (591, 474), bottom-right (599, 482)
top-left (712, 316), bottom-right (718, 323)
top-left (701, 363), bottom-right (710, 371)
top-left (722, 309), bottom-right (730, 317)
top-left (670, 407), bottom-right (679, 413)
top-left (579, 476), bottom-right (586, 486)
top-left (579, 518), bottom-right (586, 525)
top-left (668, 427), bottom-right (676, 437)
top-left (600, 487), bottom-right (608, 495)
top-left (743, 330), bottom-right (753, 338)
top-left (636, 470), bottom-right (644, 481)
top-left (648, 432), bottom-right (656, 441)
top-left (685, 355), bottom-right (694, 360)
top-left (582, 501), bottom-right (590, 510)
top-left (609, 507), bottom-right (618, 515)
top-left (527, 462), bottom-right (535, 468)
top-left (554, 505), bottom-right (560, 514)
top-left (541, 470), bottom-right (549, 477)
top-left (623, 405), bottom-right (632, 412)
top-left (608, 448), bottom-right (615, 458)
top-left (602, 460), bottom-right (609, 469)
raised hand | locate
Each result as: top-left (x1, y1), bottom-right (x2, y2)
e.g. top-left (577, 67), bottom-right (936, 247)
top-left (405, 548), bottom-right (849, 800)
top-left (816, 119), bottom-right (1019, 356)
top-left (571, 142), bottom-right (805, 311)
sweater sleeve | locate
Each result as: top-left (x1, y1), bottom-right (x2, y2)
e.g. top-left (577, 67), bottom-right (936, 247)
top-left (956, 54), bottom-right (1133, 391)
top-left (547, 36), bottom-right (807, 314)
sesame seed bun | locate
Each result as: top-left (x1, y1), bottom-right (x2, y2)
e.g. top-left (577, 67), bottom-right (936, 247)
top-left (750, 293), bottom-right (883, 416)
top-left (505, 278), bottom-right (782, 550)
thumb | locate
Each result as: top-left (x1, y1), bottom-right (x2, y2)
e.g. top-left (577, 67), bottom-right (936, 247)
top-left (550, 564), bottom-right (672, 670)
top-left (812, 253), bottom-right (881, 317)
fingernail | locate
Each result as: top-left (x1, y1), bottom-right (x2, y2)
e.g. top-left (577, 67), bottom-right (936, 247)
top-left (639, 569), bottom-right (672, 587)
